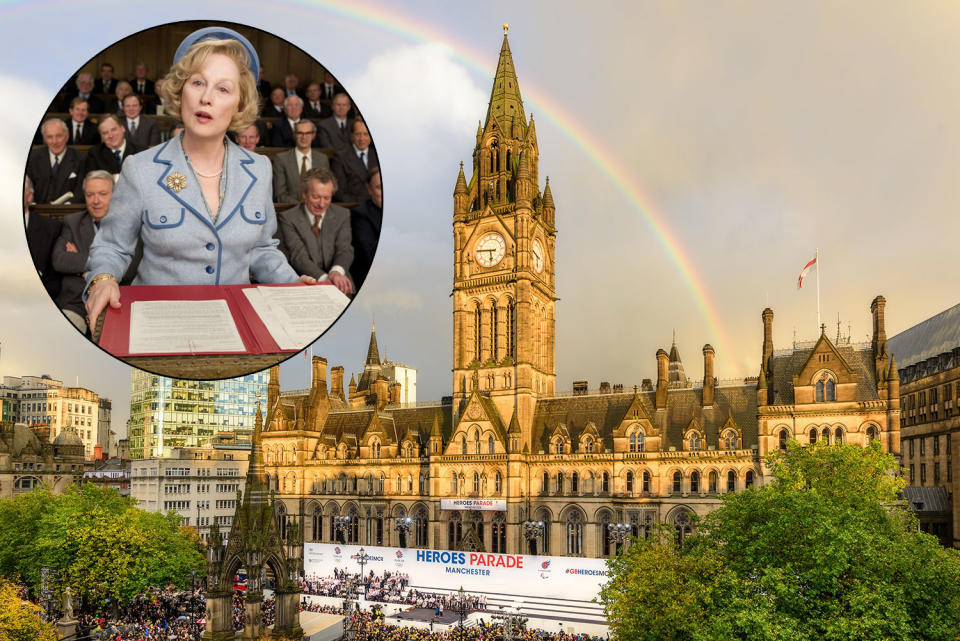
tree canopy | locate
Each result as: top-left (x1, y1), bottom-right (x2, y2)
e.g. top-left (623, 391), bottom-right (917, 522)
top-left (0, 579), bottom-right (56, 641)
top-left (600, 442), bottom-right (960, 641)
top-left (0, 484), bottom-right (203, 611)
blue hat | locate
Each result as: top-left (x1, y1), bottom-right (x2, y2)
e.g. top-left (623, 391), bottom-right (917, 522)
top-left (173, 26), bottom-right (259, 79)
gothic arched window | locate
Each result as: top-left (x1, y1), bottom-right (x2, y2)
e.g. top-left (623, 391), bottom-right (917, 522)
top-left (602, 471), bottom-right (610, 494)
top-left (835, 427), bottom-right (844, 443)
top-left (490, 302), bottom-right (499, 361)
top-left (745, 470), bottom-right (755, 488)
top-left (461, 436), bottom-right (467, 455)
top-left (690, 470), bottom-right (700, 494)
top-left (473, 302), bottom-right (482, 362)
top-left (488, 435), bottom-right (495, 454)
top-left (495, 471), bottom-right (502, 494)
top-left (809, 428), bottom-right (818, 445)
top-left (566, 511), bottom-right (583, 556)
top-left (473, 472), bottom-right (480, 493)
top-left (642, 470), bottom-right (651, 493)
top-left (726, 470), bottom-right (737, 493)
top-left (672, 471), bottom-right (682, 494)
top-left (557, 472), bottom-right (565, 494)
top-left (572, 472), bottom-right (579, 494)
top-left (708, 471), bottom-right (718, 493)
top-left (626, 471), bottom-right (634, 493)
top-left (826, 379), bottom-right (836, 402)
top-left (816, 380), bottom-right (825, 402)
top-left (779, 429), bottom-right (789, 451)
top-left (506, 299), bottom-right (517, 360)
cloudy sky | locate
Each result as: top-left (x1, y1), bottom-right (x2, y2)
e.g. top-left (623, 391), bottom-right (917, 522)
top-left (1, 1), bottom-right (958, 435)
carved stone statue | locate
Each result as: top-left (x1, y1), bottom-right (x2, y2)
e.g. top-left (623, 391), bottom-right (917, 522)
top-left (61, 587), bottom-right (75, 621)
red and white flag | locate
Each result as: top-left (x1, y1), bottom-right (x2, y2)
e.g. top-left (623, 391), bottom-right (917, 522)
top-left (797, 256), bottom-right (817, 289)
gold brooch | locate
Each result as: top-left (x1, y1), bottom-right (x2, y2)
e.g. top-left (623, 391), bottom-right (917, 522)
top-left (166, 172), bottom-right (187, 193)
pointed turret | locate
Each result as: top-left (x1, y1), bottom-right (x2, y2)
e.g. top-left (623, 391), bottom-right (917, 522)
top-left (244, 403), bottom-right (268, 501)
top-left (484, 26), bottom-right (526, 130)
top-left (667, 333), bottom-right (688, 387)
top-left (268, 364), bottom-right (280, 414)
top-left (366, 323), bottom-right (381, 366)
top-left (429, 412), bottom-right (444, 455)
top-left (476, 121), bottom-right (483, 145)
top-left (507, 407), bottom-right (521, 453)
top-left (542, 176), bottom-right (555, 227)
top-left (757, 367), bottom-right (768, 406)
top-left (454, 161), bottom-right (470, 214)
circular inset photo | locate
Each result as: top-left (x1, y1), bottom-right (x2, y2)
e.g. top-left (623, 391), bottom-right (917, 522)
top-left (23, 20), bottom-right (382, 380)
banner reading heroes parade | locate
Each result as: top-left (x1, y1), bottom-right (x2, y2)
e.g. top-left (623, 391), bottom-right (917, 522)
top-left (303, 542), bottom-right (609, 602)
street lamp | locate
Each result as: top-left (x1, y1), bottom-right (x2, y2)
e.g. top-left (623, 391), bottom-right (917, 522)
top-left (521, 520), bottom-right (544, 555)
top-left (355, 547), bottom-right (370, 600)
top-left (452, 585), bottom-right (471, 641)
top-left (492, 600), bottom-right (527, 640)
top-left (607, 522), bottom-right (631, 554)
top-left (394, 516), bottom-right (413, 548)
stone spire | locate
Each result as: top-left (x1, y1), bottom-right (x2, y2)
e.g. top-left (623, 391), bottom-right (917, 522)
top-left (366, 321), bottom-right (381, 366)
top-left (484, 27), bottom-right (526, 130)
top-left (667, 332), bottom-right (688, 387)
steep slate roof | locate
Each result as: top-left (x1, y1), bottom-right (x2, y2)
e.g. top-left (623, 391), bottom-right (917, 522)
top-left (322, 409), bottom-right (374, 447)
top-left (888, 302), bottom-right (960, 368)
top-left (390, 405), bottom-right (454, 442)
top-left (531, 393), bottom-right (643, 453)
top-left (770, 343), bottom-right (880, 405)
top-left (902, 486), bottom-right (951, 515)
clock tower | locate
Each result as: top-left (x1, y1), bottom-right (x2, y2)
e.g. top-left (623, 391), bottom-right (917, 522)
top-left (452, 26), bottom-right (557, 451)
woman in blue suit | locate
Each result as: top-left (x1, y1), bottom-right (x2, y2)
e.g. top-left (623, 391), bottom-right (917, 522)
top-left (85, 27), bottom-right (313, 327)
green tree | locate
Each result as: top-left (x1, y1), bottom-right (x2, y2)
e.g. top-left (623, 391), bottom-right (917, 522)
top-left (0, 579), bottom-right (56, 641)
top-left (600, 443), bottom-right (960, 641)
top-left (0, 484), bottom-right (203, 611)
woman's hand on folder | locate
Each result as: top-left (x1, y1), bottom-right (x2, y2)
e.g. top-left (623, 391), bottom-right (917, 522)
top-left (86, 277), bottom-right (121, 331)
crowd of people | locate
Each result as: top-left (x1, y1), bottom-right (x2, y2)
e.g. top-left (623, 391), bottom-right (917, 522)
top-left (25, 30), bottom-right (384, 338)
top-left (29, 581), bottom-right (603, 641)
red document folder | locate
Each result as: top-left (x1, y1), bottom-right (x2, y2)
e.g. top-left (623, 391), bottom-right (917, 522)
top-left (97, 283), bottom-right (314, 357)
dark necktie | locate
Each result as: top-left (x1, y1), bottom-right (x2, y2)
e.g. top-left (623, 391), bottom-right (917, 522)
top-left (94, 220), bottom-right (100, 231)
top-left (75, 124), bottom-right (81, 141)
top-left (52, 155), bottom-right (60, 174)
top-left (130, 120), bottom-right (137, 136)
top-left (360, 151), bottom-right (367, 170)
top-left (114, 149), bottom-right (122, 168)
top-left (138, 81), bottom-right (144, 93)
top-left (340, 121), bottom-right (345, 132)
top-left (300, 155), bottom-right (308, 179)
top-left (311, 214), bottom-right (321, 238)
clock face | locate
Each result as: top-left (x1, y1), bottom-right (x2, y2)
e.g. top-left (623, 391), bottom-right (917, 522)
top-left (532, 239), bottom-right (544, 273)
top-left (475, 232), bottom-right (506, 267)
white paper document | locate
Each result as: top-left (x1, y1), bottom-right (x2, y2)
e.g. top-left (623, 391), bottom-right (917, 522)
top-left (243, 285), bottom-right (349, 350)
top-left (128, 299), bottom-right (246, 354)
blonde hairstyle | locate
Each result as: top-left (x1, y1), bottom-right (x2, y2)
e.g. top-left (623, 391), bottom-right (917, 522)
top-left (160, 38), bottom-right (260, 133)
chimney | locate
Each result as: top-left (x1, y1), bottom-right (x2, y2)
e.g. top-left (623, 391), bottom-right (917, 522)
top-left (268, 365), bottom-right (280, 412)
top-left (374, 377), bottom-right (389, 409)
top-left (599, 381), bottom-right (611, 394)
top-left (871, 296), bottom-right (889, 384)
top-left (761, 308), bottom-right (774, 375)
top-left (311, 356), bottom-right (328, 396)
top-left (572, 380), bottom-right (588, 396)
top-left (641, 378), bottom-right (653, 392)
top-left (702, 344), bottom-right (715, 407)
top-left (389, 381), bottom-right (402, 405)
top-left (348, 374), bottom-right (357, 401)
top-left (655, 349), bottom-right (669, 409)
top-left (331, 366), bottom-right (344, 400)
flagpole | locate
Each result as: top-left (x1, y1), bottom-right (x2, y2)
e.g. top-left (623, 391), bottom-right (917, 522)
top-left (816, 248), bottom-right (821, 335)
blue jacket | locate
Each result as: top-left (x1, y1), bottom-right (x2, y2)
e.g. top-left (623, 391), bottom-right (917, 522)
top-left (86, 135), bottom-right (297, 288)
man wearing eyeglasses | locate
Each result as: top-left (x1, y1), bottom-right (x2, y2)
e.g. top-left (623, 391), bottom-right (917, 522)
top-left (272, 120), bottom-right (330, 204)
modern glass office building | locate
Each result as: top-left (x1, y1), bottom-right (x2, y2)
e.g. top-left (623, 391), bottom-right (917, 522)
top-left (128, 370), bottom-right (268, 459)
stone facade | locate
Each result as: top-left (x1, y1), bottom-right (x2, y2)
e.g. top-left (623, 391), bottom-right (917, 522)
top-left (259, 30), bottom-right (901, 560)
top-left (890, 303), bottom-right (960, 548)
top-left (0, 422), bottom-right (84, 497)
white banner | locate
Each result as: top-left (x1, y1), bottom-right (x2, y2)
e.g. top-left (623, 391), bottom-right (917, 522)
top-left (439, 498), bottom-right (507, 511)
top-left (303, 542), bottom-right (609, 603)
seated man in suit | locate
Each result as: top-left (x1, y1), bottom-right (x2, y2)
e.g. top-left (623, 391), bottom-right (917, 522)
top-left (94, 62), bottom-right (115, 95)
top-left (122, 94), bottom-right (160, 148)
top-left (331, 119), bottom-right (378, 204)
top-left (26, 118), bottom-right (84, 204)
top-left (276, 167), bottom-right (354, 295)
top-left (65, 97), bottom-right (100, 145)
top-left (270, 95), bottom-right (303, 147)
top-left (272, 120), bottom-right (330, 204)
top-left (51, 170), bottom-right (139, 334)
top-left (317, 92), bottom-right (352, 150)
top-left (350, 167), bottom-right (382, 291)
top-left (85, 114), bottom-right (142, 178)
top-left (303, 82), bottom-right (328, 119)
top-left (236, 123), bottom-right (261, 151)
top-left (23, 175), bottom-right (62, 299)
top-left (109, 81), bottom-right (132, 115)
top-left (283, 73), bottom-right (302, 98)
top-left (130, 61), bottom-right (154, 96)
top-left (261, 86), bottom-right (286, 118)
top-left (320, 70), bottom-right (343, 101)
top-left (68, 72), bottom-right (104, 113)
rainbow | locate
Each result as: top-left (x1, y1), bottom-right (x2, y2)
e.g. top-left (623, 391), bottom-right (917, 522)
top-left (1, 0), bottom-right (731, 357)
top-left (264, 0), bottom-right (732, 357)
